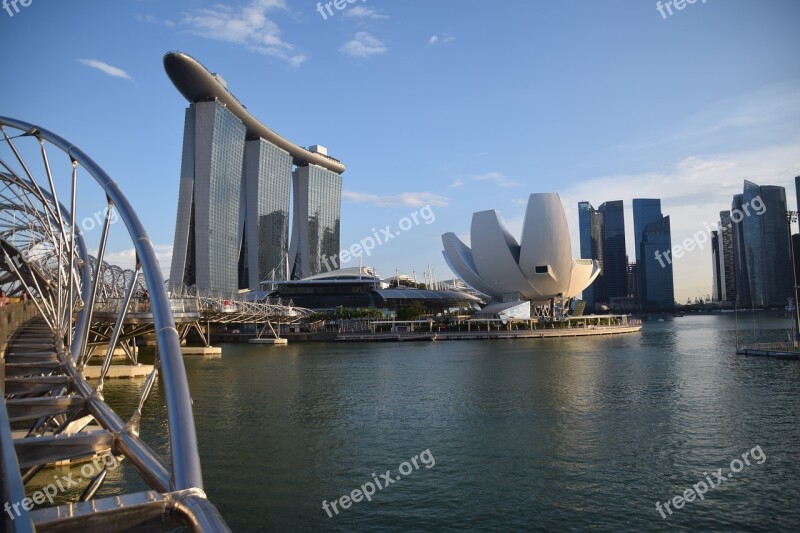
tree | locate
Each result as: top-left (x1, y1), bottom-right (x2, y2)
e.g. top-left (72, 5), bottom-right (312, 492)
top-left (396, 301), bottom-right (427, 321)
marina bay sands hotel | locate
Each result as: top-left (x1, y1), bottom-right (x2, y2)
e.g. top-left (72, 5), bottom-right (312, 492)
top-left (164, 52), bottom-right (345, 292)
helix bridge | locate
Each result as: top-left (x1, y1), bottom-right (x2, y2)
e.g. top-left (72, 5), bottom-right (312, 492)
top-left (0, 117), bottom-right (305, 530)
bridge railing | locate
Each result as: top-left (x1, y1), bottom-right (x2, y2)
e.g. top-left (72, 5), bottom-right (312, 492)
top-left (93, 296), bottom-right (201, 316)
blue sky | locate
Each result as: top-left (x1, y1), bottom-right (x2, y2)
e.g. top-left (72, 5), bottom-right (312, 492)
top-left (2, 0), bottom-right (799, 301)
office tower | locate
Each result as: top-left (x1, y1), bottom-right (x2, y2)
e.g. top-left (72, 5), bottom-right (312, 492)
top-left (718, 211), bottom-right (736, 302)
top-left (633, 199), bottom-right (662, 263)
top-left (289, 162), bottom-right (343, 279)
top-left (711, 230), bottom-right (722, 302)
top-left (599, 200), bottom-right (628, 300)
top-left (741, 180), bottom-right (792, 308)
top-left (633, 199), bottom-right (663, 303)
top-left (578, 201), bottom-right (604, 308)
top-left (243, 139), bottom-right (292, 288)
top-left (639, 216), bottom-right (675, 310)
top-left (796, 176), bottom-right (800, 233)
top-left (165, 52), bottom-right (346, 291)
top-left (731, 194), bottom-right (751, 308)
top-left (170, 101), bottom-right (247, 292)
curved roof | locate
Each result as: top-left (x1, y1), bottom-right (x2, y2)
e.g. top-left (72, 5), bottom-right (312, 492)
top-left (442, 193), bottom-right (601, 302)
top-left (163, 52), bottom-right (346, 174)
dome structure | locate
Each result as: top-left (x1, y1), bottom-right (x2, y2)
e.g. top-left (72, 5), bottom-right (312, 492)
top-left (442, 193), bottom-right (601, 303)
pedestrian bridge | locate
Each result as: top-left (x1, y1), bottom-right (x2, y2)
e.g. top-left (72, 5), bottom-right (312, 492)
top-left (0, 116), bottom-right (243, 530)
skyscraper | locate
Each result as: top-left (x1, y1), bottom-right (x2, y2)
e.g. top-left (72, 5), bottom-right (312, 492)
top-left (718, 211), bottom-right (736, 302)
top-left (170, 101), bottom-right (246, 292)
top-left (243, 139), bottom-right (293, 288)
top-left (289, 162), bottom-right (343, 279)
top-left (639, 216), bottom-right (675, 310)
top-left (599, 200), bottom-right (628, 300)
top-left (164, 52), bottom-right (345, 291)
top-left (633, 199), bottom-right (662, 263)
top-left (731, 194), bottom-right (751, 308)
top-left (711, 230), bottom-right (722, 302)
top-left (741, 180), bottom-right (792, 308)
top-left (578, 201), bottom-right (604, 308)
top-left (633, 198), bottom-right (663, 303)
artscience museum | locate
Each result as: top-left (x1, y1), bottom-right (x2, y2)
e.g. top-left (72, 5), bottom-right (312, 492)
top-left (442, 193), bottom-right (601, 314)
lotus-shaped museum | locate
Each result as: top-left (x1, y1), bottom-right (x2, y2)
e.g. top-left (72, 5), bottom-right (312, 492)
top-left (442, 193), bottom-right (601, 303)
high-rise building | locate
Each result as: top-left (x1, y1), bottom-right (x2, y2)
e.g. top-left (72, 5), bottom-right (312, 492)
top-left (795, 175), bottom-right (800, 233)
top-left (633, 199), bottom-right (662, 263)
top-left (164, 52), bottom-right (345, 291)
top-left (599, 200), bottom-right (628, 300)
top-left (289, 163), bottom-right (343, 279)
top-left (718, 211), bottom-right (736, 302)
top-left (578, 201), bottom-right (604, 308)
top-left (711, 230), bottom-right (722, 302)
top-left (243, 139), bottom-right (293, 288)
top-left (731, 194), bottom-right (751, 308)
top-left (638, 216), bottom-right (675, 310)
top-left (741, 180), bottom-right (792, 308)
top-left (170, 101), bottom-right (247, 292)
top-left (633, 198), bottom-right (664, 304)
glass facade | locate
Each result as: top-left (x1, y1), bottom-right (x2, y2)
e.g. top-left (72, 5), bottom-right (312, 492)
top-left (633, 199), bottom-right (663, 303)
top-left (632, 199), bottom-right (662, 263)
top-left (244, 139), bottom-right (292, 288)
top-left (599, 200), bottom-right (628, 300)
top-left (578, 201), bottom-right (604, 308)
top-left (170, 100), bottom-right (246, 292)
top-left (170, 99), bottom-right (344, 291)
top-left (731, 194), bottom-right (751, 308)
top-left (639, 216), bottom-right (675, 310)
top-left (718, 211), bottom-right (736, 302)
top-left (742, 181), bottom-right (792, 308)
top-left (290, 164), bottom-right (342, 279)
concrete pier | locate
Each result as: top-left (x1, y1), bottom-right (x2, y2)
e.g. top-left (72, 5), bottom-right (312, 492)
top-left (181, 346), bottom-right (223, 356)
top-left (248, 338), bottom-right (288, 345)
top-left (82, 364), bottom-right (154, 379)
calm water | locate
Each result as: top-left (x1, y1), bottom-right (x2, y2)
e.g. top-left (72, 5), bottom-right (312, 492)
top-left (94, 314), bottom-right (800, 531)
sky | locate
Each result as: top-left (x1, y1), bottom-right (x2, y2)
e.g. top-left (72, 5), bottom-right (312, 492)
top-left (1, 0), bottom-right (799, 302)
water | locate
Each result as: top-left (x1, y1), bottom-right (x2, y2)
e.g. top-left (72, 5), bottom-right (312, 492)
top-left (97, 314), bottom-right (800, 531)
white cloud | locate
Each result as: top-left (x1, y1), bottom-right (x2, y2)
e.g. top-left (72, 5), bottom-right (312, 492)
top-left (472, 172), bottom-right (522, 188)
top-left (344, 6), bottom-right (388, 20)
top-left (343, 191), bottom-right (449, 207)
top-left (448, 179), bottom-right (464, 189)
top-left (136, 14), bottom-right (175, 27)
top-left (429, 33), bottom-right (455, 45)
top-left (340, 32), bottom-right (387, 58)
top-left (104, 244), bottom-right (173, 281)
top-left (182, 0), bottom-right (306, 67)
top-left (77, 59), bottom-right (133, 81)
top-left (559, 143), bottom-right (800, 302)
